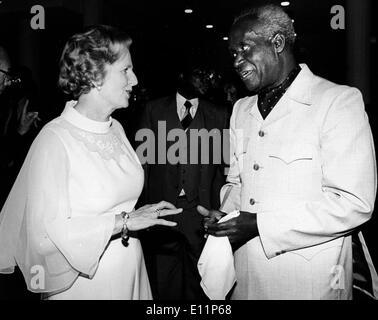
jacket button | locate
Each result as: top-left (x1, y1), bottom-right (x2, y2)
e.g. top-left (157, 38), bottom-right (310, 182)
top-left (258, 130), bottom-right (265, 137)
top-left (253, 164), bottom-right (260, 171)
top-left (250, 198), bottom-right (255, 205)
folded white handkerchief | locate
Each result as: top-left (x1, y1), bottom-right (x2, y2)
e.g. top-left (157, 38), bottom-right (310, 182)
top-left (197, 210), bottom-right (239, 300)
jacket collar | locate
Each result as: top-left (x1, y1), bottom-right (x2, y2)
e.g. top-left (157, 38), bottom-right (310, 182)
top-left (248, 63), bottom-right (314, 118)
top-left (286, 63), bottom-right (314, 106)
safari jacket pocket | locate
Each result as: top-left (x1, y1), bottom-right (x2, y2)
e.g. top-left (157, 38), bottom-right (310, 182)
top-left (289, 237), bottom-right (344, 261)
top-left (235, 137), bottom-right (250, 174)
top-left (268, 144), bottom-right (313, 164)
top-left (268, 144), bottom-right (315, 194)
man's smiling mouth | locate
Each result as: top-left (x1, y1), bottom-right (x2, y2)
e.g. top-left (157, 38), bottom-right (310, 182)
top-left (239, 70), bottom-right (254, 80)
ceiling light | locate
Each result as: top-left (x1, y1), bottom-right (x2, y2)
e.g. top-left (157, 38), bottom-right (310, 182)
top-left (281, 1), bottom-right (290, 6)
top-left (206, 25), bottom-right (214, 29)
top-left (184, 8), bottom-right (193, 13)
top-left (223, 37), bottom-right (229, 41)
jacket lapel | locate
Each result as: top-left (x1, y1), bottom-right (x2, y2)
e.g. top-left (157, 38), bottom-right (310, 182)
top-left (261, 63), bottom-right (314, 128)
top-left (248, 96), bottom-right (263, 123)
top-left (194, 100), bottom-right (216, 131)
top-left (164, 95), bottom-right (181, 132)
top-left (262, 95), bottom-right (292, 128)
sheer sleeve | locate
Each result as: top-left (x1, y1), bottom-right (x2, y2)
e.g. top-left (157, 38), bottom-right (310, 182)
top-left (0, 126), bottom-right (115, 293)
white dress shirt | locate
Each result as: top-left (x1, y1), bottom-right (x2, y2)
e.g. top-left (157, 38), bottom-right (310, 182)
top-left (176, 93), bottom-right (199, 196)
top-left (176, 92), bottom-right (199, 121)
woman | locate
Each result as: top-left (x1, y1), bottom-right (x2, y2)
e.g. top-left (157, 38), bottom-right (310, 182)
top-left (0, 25), bottom-right (182, 299)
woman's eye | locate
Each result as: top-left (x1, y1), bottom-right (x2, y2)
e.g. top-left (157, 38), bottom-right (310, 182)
top-left (123, 67), bottom-right (131, 74)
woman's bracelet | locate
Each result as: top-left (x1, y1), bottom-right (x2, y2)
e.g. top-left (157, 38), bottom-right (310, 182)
top-left (121, 211), bottom-right (130, 247)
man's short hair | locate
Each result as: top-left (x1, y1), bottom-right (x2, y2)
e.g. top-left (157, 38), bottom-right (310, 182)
top-left (233, 4), bottom-right (297, 46)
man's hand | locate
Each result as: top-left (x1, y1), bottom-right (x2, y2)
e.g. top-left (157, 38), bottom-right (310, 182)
top-left (17, 98), bottom-right (41, 135)
top-left (197, 205), bottom-right (226, 226)
top-left (197, 205), bottom-right (259, 252)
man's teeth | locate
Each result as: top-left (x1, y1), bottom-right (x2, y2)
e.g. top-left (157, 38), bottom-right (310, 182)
top-left (240, 70), bottom-right (253, 79)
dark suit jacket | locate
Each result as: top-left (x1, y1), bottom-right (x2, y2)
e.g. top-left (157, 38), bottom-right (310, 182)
top-left (136, 94), bottom-right (229, 210)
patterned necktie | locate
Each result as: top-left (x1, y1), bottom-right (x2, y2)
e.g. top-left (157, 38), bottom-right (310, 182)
top-left (181, 100), bottom-right (193, 130)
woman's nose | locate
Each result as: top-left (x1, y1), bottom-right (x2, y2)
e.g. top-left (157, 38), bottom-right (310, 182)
top-left (129, 70), bottom-right (138, 87)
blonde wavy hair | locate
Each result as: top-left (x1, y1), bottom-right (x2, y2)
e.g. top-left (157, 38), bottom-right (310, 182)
top-left (58, 25), bottom-right (132, 98)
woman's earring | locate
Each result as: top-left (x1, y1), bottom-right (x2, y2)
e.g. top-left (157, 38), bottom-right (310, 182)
top-left (92, 82), bottom-right (102, 91)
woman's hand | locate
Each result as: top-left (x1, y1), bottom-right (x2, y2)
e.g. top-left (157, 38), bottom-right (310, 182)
top-left (126, 201), bottom-right (182, 231)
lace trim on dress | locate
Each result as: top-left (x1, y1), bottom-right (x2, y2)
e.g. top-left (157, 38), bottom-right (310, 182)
top-left (60, 120), bottom-right (127, 162)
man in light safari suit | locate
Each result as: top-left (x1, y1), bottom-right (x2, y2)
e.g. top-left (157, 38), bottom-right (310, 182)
top-left (197, 4), bottom-right (378, 299)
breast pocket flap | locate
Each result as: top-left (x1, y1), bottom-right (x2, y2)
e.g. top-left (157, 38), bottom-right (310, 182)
top-left (269, 144), bottom-right (313, 165)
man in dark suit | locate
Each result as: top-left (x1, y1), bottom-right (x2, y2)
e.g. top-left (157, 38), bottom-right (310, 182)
top-left (137, 66), bottom-right (229, 300)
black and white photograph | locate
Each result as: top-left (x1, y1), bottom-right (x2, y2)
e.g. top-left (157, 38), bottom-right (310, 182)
top-left (0, 0), bottom-right (377, 311)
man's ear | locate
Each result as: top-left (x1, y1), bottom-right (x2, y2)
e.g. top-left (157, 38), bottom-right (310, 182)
top-left (271, 33), bottom-right (286, 54)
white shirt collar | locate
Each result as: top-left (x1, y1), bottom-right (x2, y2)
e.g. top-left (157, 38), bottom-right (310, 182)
top-left (176, 92), bottom-right (199, 119)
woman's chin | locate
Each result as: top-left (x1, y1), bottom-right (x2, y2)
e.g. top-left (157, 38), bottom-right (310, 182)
top-left (117, 101), bottom-right (129, 109)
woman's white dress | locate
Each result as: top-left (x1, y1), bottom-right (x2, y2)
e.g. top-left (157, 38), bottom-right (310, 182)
top-left (0, 101), bottom-right (152, 299)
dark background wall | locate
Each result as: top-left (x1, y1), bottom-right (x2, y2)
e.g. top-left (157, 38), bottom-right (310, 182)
top-left (1, 0), bottom-right (375, 103)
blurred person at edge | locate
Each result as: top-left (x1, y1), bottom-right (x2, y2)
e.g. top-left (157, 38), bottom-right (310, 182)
top-left (0, 46), bottom-right (11, 96)
top-left (0, 47), bottom-right (40, 205)
top-left (0, 26), bottom-right (182, 300)
top-left (198, 4), bottom-right (378, 299)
